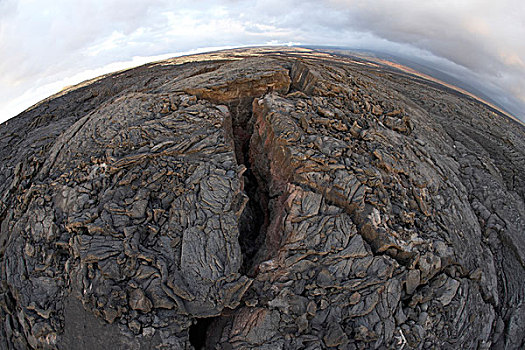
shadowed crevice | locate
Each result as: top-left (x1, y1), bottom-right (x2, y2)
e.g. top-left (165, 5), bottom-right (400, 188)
top-left (227, 98), bottom-right (270, 276)
top-left (188, 317), bottom-right (218, 350)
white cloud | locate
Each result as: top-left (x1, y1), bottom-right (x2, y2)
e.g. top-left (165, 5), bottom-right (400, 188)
top-left (1, 0), bottom-right (524, 123)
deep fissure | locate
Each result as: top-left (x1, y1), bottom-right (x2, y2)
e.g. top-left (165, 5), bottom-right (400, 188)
top-left (188, 317), bottom-right (218, 350)
top-left (187, 98), bottom-right (271, 349)
top-left (228, 98), bottom-right (270, 276)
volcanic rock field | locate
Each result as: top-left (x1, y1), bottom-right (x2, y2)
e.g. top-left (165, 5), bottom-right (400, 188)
top-left (1, 47), bottom-right (524, 349)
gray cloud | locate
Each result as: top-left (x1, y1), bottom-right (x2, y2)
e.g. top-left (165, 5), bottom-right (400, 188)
top-left (1, 0), bottom-right (524, 123)
top-left (320, 1), bottom-right (524, 107)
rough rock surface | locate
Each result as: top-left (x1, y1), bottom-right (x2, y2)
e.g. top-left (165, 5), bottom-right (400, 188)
top-left (1, 47), bottom-right (524, 349)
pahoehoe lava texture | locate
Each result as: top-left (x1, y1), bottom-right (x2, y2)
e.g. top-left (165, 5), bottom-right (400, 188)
top-left (1, 47), bottom-right (525, 349)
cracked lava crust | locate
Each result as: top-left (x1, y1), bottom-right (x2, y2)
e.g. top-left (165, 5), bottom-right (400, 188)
top-left (1, 47), bottom-right (525, 349)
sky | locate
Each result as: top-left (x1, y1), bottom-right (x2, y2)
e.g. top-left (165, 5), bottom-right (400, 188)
top-left (1, 0), bottom-right (524, 124)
